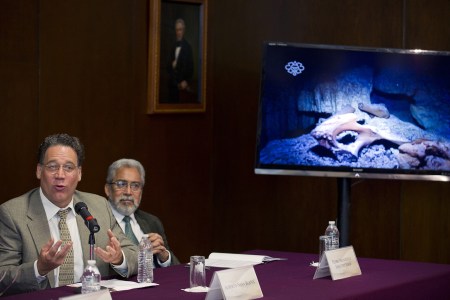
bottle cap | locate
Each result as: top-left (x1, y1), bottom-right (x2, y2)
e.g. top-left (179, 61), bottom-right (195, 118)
top-left (87, 260), bottom-right (96, 265)
top-left (329, 221), bottom-right (335, 225)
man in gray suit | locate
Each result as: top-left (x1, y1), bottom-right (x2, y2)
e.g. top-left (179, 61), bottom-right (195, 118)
top-left (0, 134), bottom-right (138, 295)
top-left (104, 158), bottom-right (179, 267)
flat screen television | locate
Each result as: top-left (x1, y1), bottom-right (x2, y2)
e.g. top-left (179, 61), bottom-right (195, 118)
top-left (255, 42), bottom-right (450, 181)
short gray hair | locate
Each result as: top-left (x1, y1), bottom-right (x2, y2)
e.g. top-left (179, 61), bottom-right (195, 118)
top-left (106, 158), bottom-right (146, 185)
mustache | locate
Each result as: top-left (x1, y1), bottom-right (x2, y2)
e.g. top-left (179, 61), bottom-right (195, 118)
top-left (119, 196), bottom-right (135, 202)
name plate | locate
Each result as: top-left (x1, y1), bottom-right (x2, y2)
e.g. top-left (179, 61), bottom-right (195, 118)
top-left (205, 266), bottom-right (263, 300)
top-left (59, 289), bottom-right (112, 300)
top-left (313, 246), bottom-right (362, 280)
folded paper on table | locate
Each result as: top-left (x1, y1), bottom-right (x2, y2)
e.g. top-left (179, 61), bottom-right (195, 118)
top-left (313, 246), bottom-right (362, 280)
top-left (205, 266), bottom-right (263, 300)
top-left (205, 252), bottom-right (286, 268)
top-left (69, 279), bottom-right (157, 291)
top-left (181, 286), bottom-right (210, 293)
top-left (59, 289), bottom-right (112, 300)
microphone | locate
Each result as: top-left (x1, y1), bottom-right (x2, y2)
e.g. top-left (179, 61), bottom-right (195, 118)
top-left (74, 202), bottom-right (100, 233)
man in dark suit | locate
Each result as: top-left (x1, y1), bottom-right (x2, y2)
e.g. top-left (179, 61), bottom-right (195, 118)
top-left (0, 134), bottom-right (138, 296)
top-left (104, 158), bottom-right (179, 267)
top-left (167, 18), bottom-right (194, 102)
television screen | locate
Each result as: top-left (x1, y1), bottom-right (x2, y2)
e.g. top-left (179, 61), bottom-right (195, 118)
top-left (255, 42), bottom-right (450, 181)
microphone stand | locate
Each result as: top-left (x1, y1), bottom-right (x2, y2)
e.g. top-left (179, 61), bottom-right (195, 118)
top-left (89, 231), bottom-right (96, 260)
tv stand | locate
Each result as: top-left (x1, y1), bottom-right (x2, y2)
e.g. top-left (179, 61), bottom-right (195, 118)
top-left (337, 177), bottom-right (351, 247)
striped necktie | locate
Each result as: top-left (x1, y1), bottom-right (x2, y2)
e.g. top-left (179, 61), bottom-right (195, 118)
top-left (58, 208), bottom-right (74, 285)
top-left (123, 216), bottom-right (139, 245)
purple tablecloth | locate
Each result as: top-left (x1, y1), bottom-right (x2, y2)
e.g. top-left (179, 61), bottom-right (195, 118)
top-left (3, 250), bottom-right (450, 299)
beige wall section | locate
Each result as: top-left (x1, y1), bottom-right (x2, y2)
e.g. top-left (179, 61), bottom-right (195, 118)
top-left (0, 0), bottom-right (449, 264)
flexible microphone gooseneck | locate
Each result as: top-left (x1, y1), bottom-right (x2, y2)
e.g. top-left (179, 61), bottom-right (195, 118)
top-left (74, 202), bottom-right (100, 233)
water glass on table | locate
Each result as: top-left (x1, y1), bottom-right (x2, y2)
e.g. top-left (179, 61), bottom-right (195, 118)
top-left (319, 235), bottom-right (330, 264)
top-left (190, 255), bottom-right (206, 288)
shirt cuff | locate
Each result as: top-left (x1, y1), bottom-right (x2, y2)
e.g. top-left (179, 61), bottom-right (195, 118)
top-left (34, 260), bottom-right (47, 283)
top-left (157, 250), bottom-right (172, 267)
top-left (111, 250), bottom-right (128, 277)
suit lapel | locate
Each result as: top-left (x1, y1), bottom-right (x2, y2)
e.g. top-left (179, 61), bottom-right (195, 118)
top-left (134, 210), bottom-right (151, 233)
top-left (26, 189), bottom-right (55, 287)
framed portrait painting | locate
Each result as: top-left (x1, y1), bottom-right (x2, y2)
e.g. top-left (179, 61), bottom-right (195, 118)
top-left (148, 0), bottom-right (208, 113)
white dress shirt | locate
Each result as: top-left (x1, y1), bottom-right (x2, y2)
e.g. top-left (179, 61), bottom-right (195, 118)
top-left (34, 189), bottom-right (83, 286)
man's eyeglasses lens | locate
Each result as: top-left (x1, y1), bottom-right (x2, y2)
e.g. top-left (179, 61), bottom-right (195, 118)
top-left (44, 163), bottom-right (77, 173)
top-left (110, 180), bottom-right (142, 192)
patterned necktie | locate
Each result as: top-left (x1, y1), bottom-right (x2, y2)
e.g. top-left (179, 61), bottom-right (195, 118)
top-left (58, 208), bottom-right (74, 285)
top-left (123, 216), bottom-right (139, 245)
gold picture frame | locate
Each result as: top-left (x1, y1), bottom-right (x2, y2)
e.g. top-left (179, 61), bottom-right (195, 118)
top-left (147, 0), bottom-right (208, 113)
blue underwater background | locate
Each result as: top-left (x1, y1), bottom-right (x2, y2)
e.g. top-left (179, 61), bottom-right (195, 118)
top-left (256, 44), bottom-right (450, 174)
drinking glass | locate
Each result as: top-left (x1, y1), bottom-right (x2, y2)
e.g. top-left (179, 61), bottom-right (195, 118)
top-left (190, 255), bottom-right (206, 288)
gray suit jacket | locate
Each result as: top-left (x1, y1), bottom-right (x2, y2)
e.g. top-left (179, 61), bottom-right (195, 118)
top-left (0, 188), bottom-right (138, 295)
top-left (133, 209), bottom-right (180, 266)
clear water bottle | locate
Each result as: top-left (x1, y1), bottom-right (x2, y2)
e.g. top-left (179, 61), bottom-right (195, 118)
top-left (81, 260), bottom-right (101, 294)
top-left (137, 234), bottom-right (154, 283)
top-left (325, 221), bottom-right (340, 251)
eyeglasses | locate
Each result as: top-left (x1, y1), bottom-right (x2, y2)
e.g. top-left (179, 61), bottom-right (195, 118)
top-left (109, 180), bottom-right (143, 192)
top-left (43, 163), bottom-right (78, 174)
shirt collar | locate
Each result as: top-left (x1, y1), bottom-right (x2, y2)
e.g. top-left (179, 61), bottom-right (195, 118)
top-left (110, 204), bottom-right (136, 223)
top-left (39, 188), bottom-right (75, 221)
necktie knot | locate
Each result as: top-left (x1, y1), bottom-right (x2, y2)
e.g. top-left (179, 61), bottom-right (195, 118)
top-left (123, 216), bottom-right (131, 223)
top-left (58, 208), bottom-right (71, 219)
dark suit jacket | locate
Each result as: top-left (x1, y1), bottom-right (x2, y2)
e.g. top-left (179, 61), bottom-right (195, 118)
top-left (167, 38), bottom-right (194, 85)
top-left (133, 209), bottom-right (180, 266)
top-left (0, 188), bottom-right (138, 295)
top-left (166, 38), bottom-right (194, 102)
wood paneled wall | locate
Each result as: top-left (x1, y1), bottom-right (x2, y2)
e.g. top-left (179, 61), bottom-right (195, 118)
top-left (0, 0), bottom-right (449, 264)
top-left (208, 0), bottom-right (450, 264)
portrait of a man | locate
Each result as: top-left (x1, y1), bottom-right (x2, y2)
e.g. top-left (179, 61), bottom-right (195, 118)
top-left (159, 2), bottom-right (201, 104)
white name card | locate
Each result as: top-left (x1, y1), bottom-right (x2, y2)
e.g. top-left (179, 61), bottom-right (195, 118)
top-left (205, 266), bottom-right (263, 300)
top-left (59, 289), bottom-right (112, 300)
top-left (313, 245), bottom-right (362, 280)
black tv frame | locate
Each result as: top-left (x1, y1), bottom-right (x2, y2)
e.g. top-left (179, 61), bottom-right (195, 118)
top-left (255, 42), bottom-right (450, 182)
top-left (254, 42), bottom-right (450, 245)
